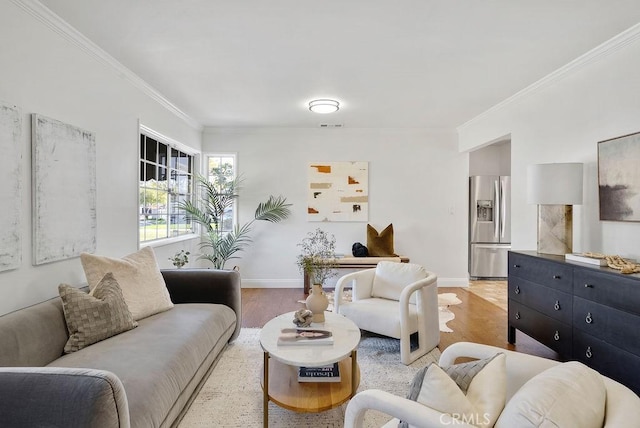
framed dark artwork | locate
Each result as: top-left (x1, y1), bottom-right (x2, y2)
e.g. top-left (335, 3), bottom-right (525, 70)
top-left (598, 131), bottom-right (640, 222)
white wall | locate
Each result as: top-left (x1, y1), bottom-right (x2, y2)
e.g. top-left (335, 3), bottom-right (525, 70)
top-left (0, 2), bottom-right (201, 315)
top-left (469, 140), bottom-right (511, 176)
top-left (458, 26), bottom-right (640, 259)
top-left (203, 127), bottom-right (469, 287)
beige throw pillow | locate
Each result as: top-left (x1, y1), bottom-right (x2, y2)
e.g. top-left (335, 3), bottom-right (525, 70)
top-left (81, 246), bottom-right (173, 320)
top-left (495, 361), bottom-right (606, 428)
top-left (59, 273), bottom-right (137, 353)
top-left (402, 353), bottom-right (507, 428)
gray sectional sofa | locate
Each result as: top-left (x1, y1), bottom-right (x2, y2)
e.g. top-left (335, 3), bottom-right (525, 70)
top-left (0, 268), bottom-right (241, 428)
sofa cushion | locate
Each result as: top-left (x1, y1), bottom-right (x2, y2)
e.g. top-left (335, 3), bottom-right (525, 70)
top-left (49, 303), bottom-right (236, 428)
top-left (402, 353), bottom-right (506, 427)
top-left (367, 223), bottom-right (397, 257)
top-left (371, 261), bottom-right (427, 303)
top-left (81, 246), bottom-right (173, 320)
top-left (495, 361), bottom-right (606, 428)
top-left (59, 273), bottom-right (137, 353)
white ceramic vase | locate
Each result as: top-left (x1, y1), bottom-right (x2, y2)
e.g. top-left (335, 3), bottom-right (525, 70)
top-left (305, 284), bottom-right (329, 323)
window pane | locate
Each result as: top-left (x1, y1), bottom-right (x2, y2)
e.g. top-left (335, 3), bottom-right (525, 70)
top-left (171, 148), bottom-right (179, 170)
top-left (177, 151), bottom-right (189, 172)
top-left (158, 143), bottom-right (168, 167)
top-left (145, 137), bottom-right (157, 162)
top-left (146, 163), bottom-right (156, 181)
top-left (158, 166), bottom-right (167, 183)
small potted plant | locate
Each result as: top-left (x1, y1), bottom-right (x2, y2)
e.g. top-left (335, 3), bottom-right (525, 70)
top-left (296, 229), bottom-right (338, 322)
top-left (169, 250), bottom-right (190, 268)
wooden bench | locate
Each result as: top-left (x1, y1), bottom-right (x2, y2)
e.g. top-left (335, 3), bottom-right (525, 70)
top-left (303, 256), bottom-right (410, 294)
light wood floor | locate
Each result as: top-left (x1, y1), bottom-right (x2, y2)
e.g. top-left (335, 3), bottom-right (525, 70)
top-left (241, 284), bottom-right (558, 360)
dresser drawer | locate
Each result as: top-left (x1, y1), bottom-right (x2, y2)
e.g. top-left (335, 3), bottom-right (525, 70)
top-left (574, 269), bottom-right (640, 316)
top-left (509, 252), bottom-right (573, 293)
top-left (573, 329), bottom-right (640, 395)
top-left (509, 277), bottom-right (572, 324)
top-left (509, 300), bottom-right (572, 356)
top-left (573, 296), bottom-right (640, 356)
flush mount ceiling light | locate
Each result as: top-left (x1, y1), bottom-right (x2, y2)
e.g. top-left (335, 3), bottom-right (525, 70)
top-left (309, 99), bottom-right (340, 114)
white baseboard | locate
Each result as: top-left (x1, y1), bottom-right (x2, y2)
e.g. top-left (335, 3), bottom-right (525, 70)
top-left (241, 278), bottom-right (470, 288)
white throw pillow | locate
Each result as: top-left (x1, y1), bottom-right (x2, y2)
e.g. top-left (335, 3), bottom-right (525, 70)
top-left (371, 261), bottom-right (427, 303)
top-left (403, 353), bottom-right (506, 428)
top-left (495, 361), bottom-right (606, 428)
top-left (80, 246), bottom-right (173, 320)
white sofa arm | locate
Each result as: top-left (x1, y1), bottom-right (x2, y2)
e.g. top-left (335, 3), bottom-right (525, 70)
top-left (344, 389), bottom-right (476, 428)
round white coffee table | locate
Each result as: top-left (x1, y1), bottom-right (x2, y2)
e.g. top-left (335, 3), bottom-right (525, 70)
top-left (259, 311), bottom-right (361, 427)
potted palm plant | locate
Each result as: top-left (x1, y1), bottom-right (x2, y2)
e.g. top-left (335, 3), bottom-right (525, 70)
top-left (296, 228), bottom-right (338, 322)
top-left (179, 168), bottom-right (291, 269)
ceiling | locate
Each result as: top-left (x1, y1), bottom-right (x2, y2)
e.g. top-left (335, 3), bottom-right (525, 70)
top-left (39, 1), bottom-right (640, 129)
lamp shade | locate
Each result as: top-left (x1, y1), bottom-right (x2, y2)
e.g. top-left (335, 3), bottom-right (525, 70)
top-left (527, 163), bottom-right (583, 205)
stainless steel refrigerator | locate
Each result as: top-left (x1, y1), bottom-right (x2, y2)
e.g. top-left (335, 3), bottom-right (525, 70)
top-left (469, 176), bottom-right (511, 278)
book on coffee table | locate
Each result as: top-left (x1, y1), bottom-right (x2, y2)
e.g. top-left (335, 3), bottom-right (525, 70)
top-left (298, 362), bottom-right (341, 382)
top-left (277, 328), bottom-right (334, 346)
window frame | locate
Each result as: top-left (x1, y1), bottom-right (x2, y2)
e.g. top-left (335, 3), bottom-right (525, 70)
top-left (139, 124), bottom-right (199, 247)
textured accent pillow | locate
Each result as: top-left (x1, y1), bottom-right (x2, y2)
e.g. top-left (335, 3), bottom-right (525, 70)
top-left (371, 261), bottom-right (427, 303)
top-left (495, 361), bottom-right (606, 428)
top-left (81, 246), bottom-right (173, 320)
top-left (367, 223), bottom-right (397, 257)
top-left (400, 353), bottom-right (506, 428)
top-left (59, 273), bottom-right (137, 353)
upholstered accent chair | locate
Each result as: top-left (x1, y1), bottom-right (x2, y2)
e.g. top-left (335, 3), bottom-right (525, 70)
top-left (344, 342), bottom-right (640, 428)
top-left (333, 261), bottom-right (439, 365)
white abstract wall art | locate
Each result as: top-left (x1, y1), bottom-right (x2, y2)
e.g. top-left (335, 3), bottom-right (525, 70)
top-left (307, 161), bottom-right (369, 222)
top-left (0, 103), bottom-right (22, 272)
top-left (32, 114), bottom-right (96, 265)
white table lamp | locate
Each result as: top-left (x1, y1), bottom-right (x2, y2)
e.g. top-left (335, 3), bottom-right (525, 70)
top-left (527, 163), bottom-right (583, 255)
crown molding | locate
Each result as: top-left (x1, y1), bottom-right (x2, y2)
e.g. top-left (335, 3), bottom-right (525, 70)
top-left (10, 0), bottom-right (203, 131)
top-left (458, 22), bottom-right (640, 133)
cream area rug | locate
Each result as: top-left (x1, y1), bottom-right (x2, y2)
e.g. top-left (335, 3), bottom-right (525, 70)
top-left (307, 291), bottom-right (462, 333)
top-left (179, 328), bottom-right (441, 428)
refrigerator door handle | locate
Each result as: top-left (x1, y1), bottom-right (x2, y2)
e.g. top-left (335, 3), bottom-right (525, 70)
top-left (494, 180), bottom-right (500, 239)
top-left (500, 179), bottom-right (506, 239)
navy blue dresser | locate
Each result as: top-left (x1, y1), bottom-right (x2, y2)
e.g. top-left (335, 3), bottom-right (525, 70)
top-left (508, 250), bottom-right (640, 394)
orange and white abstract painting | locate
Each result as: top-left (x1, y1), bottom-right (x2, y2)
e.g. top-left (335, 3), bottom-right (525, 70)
top-left (308, 161), bottom-right (368, 222)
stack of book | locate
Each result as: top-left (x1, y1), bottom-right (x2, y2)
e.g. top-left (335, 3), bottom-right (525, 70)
top-left (277, 328), bottom-right (334, 346)
top-left (298, 362), bottom-right (341, 382)
top-left (564, 253), bottom-right (607, 266)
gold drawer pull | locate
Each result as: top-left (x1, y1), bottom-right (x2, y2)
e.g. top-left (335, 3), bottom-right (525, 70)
top-left (585, 312), bottom-right (593, 324)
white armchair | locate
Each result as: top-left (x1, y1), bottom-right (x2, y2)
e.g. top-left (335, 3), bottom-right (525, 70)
top-left (344, 342), bottom-right (640, 428)
top-left (333, 261), bottom-right (439, 365)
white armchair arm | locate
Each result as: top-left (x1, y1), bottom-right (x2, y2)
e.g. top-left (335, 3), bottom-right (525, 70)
top-left (398, 272), bottom-right (438, 365)
top-left (344, 389), bottom-right (476, 428)
top-left (334, 268), bottom-right (376, 313)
